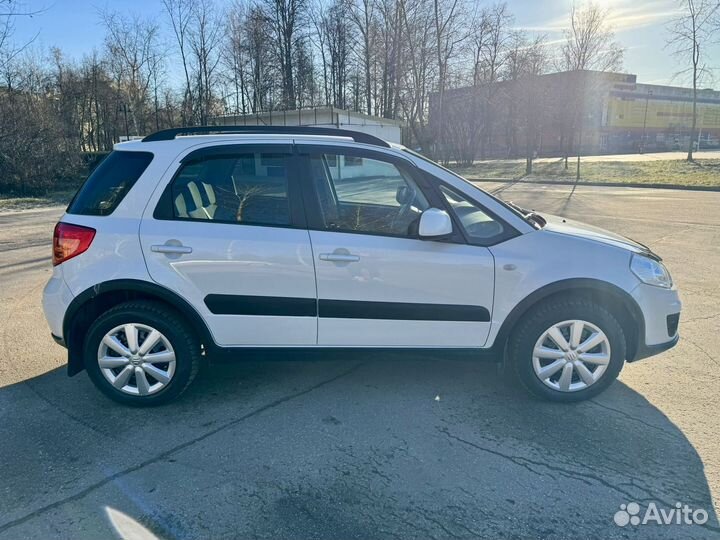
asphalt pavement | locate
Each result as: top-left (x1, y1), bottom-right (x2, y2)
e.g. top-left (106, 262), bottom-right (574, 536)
top-left (0, 183), bottom-right (719, 539)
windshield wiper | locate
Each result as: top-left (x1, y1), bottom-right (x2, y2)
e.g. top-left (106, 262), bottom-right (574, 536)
top-left (507, 201), bottom-right (545, 229)
top-left (526, 211), bottom-right (546, 228)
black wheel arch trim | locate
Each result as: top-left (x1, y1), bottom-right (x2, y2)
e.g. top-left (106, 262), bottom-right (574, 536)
top-left (63, 279), bottom-right (216, 376)
top-left (491, 278), bottom-right (646, 360)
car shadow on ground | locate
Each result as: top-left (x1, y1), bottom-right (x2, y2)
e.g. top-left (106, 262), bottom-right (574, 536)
top-left (0, 354), bottom-right (717, 539)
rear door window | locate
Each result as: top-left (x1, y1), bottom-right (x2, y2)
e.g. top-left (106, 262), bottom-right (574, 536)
top-left (169, 150), bottom-right (292, 226)
top-left (67, 151), bottom-right (154, 216)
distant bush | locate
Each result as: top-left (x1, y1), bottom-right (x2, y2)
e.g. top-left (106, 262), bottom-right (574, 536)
top-left (0, 90), bottom-right (77, 195)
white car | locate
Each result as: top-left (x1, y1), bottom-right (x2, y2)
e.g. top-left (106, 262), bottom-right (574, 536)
top-left (43, 127), bottom-right (681, 406)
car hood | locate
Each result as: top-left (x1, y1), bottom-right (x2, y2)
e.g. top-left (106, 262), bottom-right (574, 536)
top-left (541, 214), bottom-right (658, 257)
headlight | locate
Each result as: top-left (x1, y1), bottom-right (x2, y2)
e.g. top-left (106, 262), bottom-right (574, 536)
top-left (630, 254), bottom-right (672, 288)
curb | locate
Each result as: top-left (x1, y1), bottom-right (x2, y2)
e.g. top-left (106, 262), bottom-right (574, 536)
top-left (466, 178), bottom-right (720, 192)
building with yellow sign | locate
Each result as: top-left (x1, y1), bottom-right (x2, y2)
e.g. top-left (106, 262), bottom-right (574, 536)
top-left (603, 76), bottom-right (720, 153)
top-left (430, 70), bottom-right (720, 161)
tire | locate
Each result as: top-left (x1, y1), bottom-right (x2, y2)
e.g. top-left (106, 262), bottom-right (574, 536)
top-left (507, 297), bottom-right (626, 402)
top-left (84, 300), bottom-right (201, 406)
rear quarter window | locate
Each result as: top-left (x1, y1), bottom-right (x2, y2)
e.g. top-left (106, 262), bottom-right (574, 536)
top-left (67, 151), bottom-right (154, 216)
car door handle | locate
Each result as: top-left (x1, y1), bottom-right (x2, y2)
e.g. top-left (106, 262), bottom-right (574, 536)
top-left (319, 253), bottom-right (360, 262)
top-left (151, 244), bottom-right (193, 254)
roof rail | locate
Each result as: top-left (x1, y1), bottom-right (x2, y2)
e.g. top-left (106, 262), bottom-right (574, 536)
top-left (141, 125), bottom-right (391, 147)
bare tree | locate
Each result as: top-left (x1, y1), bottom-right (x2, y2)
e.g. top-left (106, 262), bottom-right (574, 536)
top-left (431, 0), bottom-right (466, 155)
top-left (309, 0), bottom-right (331, 105)
top-left (294, 38), bottom-right (318, 108)
top-left (348, 0), bottom-right (377, 114)
top-left (317, 0), bottom-right (355, 109)
top-left (188, 0), bottom-right (223, 125)
top-left (0, 0), bottom-right (40, 88)
top-left (504, 33), bottom-right (549, 173)
top-left (264, 0), bottom-right (307, 109)
top-left (466, 2), bottom-right (512, 159)
top-left (559, 1), bottom-right (623, 178)
top-left (398, 0), bottom-right (434, 147)
top-left (162, 0), bottom-right (196, 124)
top-left (0, 3), bottom-right (185, 196)
top-left (0, 51), bottom-right (78, 194)
top-left (377, 0), bottom-right (404, 118)
top-left (224, 0), bottom-right (250, 116)
top-left (100, 10), bottom-right (162, 137)
top-left (0, 2), bottom-right (78, 195)
top-left (470, 2), bottom-right (511, 85)
top-left (667, 0), bottom-right (720, 161)
top-left (560, 1), bottom-right (623, 72)
top-left (244, 4), bottom-right (276, 113)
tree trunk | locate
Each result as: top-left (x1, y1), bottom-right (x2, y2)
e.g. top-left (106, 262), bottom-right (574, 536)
top-left (364, 31), bottom-right (372, 115)
top-left (688, 43), bottom-right (698, 161)
top-left (576, 124), bottom-right (583, 182)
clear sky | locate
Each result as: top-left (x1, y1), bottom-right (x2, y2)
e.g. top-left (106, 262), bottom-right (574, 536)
top-left (9, 0), bottom-right (720, 89)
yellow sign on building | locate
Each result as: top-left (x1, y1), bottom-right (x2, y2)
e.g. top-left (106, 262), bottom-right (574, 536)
top-left (607, 96), bottom-right (720, 130)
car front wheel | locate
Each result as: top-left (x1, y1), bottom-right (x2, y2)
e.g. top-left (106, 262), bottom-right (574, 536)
top-left (84, 301), bottom-right (201, 406)
top-left (508, 298), bottom-right (626, 402)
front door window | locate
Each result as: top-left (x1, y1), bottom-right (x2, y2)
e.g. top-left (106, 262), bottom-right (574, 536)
top-left (309, 152), bottom-right (429, 237)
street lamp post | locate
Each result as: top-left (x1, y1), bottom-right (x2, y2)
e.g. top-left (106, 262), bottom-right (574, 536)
top-left (697, 108), bottom-right (703, 152)
top-left (641, 89), bottom-right (653, 154)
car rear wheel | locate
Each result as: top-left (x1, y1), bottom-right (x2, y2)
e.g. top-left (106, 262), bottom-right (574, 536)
top-left (508, 298), bottom-right (626, 402)
top-left (84, 301), bottom-right (201, 406)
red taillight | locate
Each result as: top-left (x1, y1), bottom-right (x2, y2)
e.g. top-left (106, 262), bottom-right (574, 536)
top-left (52, 222), bottom-right (96, 266)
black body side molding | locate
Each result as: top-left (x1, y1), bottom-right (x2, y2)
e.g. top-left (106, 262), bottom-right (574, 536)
top-left (203, 295), bottom-right (490, 322)
top-left (205, 294), bottom-right (316, 317)
top-left (318, 299), bottom-right (490, 321)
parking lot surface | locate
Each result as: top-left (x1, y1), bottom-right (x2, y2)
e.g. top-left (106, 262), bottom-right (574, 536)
top-left (1, 183), bottom-right (719, 539)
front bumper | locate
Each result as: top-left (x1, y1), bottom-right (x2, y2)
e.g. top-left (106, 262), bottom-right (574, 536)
top-left (631, 333), bottom-right (679, 362)
top-left (628, 282), bottom-right (681, 362)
